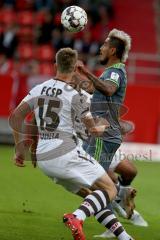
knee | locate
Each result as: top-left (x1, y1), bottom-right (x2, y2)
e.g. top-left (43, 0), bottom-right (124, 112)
top-left (116, 160), bottom-right (138, 185)
top-left (77, 188), bottom-right (92, 198)
top-left (125, 166), bottom-right (138, 181)
top-left (104, 181), bottom-right (117, 201)
top-left (110, 183), bottom-right (117, 200)
top-left (91, 174), bottom-right (118, 202)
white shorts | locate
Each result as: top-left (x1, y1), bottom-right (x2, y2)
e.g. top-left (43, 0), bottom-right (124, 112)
top-left (37, 143), bottom-right (105, 193)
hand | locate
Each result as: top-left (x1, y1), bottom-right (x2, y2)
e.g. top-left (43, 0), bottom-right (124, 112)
top-left (76, 63), bottom-right (88, 76)
top-left (76, 60), bottom-right (85, 69)
top-left (90, 117), bottom-right (110, 137)
top-left (90, 126), bottom-right (106, 137)
top-left (94, 117), bottom-right (110, 128)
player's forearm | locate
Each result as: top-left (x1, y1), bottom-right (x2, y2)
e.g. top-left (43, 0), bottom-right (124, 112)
top-left (13, 130), bottom-right (20, 146)
top-left (82, 70), bottom-right (113, 96)
top-left (11, 115), bottom-right (26, 156)
top-left (10, 101), bottom-right (32, 149)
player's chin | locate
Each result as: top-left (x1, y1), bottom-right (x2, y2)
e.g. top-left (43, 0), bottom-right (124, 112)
top-left (99, 56), bottom-right (108, 65)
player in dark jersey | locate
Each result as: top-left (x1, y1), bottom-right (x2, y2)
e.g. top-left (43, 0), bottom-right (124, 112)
top-left (77, 28), bottom-right (135, 234)
top-left (79, 29), bottom-right (131, 170)
top-left (78, 28), bottom-right (131, 172)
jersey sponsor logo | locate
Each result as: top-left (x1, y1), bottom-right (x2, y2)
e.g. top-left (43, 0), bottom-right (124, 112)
top-left (110, 72), bottom-right (119, 82)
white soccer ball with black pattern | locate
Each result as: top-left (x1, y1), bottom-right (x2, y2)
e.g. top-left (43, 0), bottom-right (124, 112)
top-left (61, 6), bottom-right (87, 32)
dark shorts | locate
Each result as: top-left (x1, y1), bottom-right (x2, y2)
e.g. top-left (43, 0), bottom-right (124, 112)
top-left (83, 137), bottom-right (120, 170)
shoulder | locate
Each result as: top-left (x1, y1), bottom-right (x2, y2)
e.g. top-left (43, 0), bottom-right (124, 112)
top-left (81, 89), bottom-right (92, 100)
top-left (102, 67), bottom-right (124, 77)
top-left (100, 68), bottom-right (121, 87)
top-left (31, 79), bottom-right (53, 90)
top-left (101, 67), bottom-right (126, 86)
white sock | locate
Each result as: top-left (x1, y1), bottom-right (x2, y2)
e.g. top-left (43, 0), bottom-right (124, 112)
top-left (73, 209), bottom-right (86, 221)
top-left (118, 231), bottom-right (132, 240)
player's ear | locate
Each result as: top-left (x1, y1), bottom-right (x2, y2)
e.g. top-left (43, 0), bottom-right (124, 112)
top-left (110, 47), bottom-right (116, 56)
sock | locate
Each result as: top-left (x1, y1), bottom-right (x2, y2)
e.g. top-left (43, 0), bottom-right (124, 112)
top-left (73, 190), bottom-right (110, 221)
top-left (118, 231), bottom-right (132, 240)
top-left (118, 176), bottom-right (132, 186)
top-left (95, 208), bottom-right (131, 240)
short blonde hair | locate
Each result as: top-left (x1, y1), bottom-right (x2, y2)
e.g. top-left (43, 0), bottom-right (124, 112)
top-left (108, 29), bottom-right (132, 62)
top-left (56, 48), bottom-right (78, 73)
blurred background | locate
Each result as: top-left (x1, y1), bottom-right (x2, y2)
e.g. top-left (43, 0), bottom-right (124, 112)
top-left (0, 0), bottom-right (160, 147)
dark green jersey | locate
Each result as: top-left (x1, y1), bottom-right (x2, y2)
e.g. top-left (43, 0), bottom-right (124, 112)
top-left (91, 63), bottom-right (127, 144)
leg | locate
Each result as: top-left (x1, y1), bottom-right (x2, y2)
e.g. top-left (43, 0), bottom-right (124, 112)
top-left (84, 140), bottom-right (134, 238)
top-left (38, 144), bottom-right (133, 239)
top-left (67, 174), bottom-right (133, 240)
top-left (108, 157), bottom-right (137, 218)
top-left (115, 158), bottom-right (138, 186)
top-left (109, 157), bottom-right (148, 226)
top-left (62, 148), bottom-right (133, 240)
top-left (107, 169), bottom-right (119, 184)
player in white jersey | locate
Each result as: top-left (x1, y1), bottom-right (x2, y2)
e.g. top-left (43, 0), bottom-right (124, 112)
top-left (10, 48), bottom-right (134, 240)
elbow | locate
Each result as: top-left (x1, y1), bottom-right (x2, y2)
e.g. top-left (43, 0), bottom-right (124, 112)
top-left (102, 87), bottom-right (114, 96)
top-left (9, 112), bottom-right (16, 127)
top-left (103, 85), bottom-right (116, 97)
top-left (107, 91), bottom-right (113, 97)
top-left (104, 89), bottom-right (113, 97)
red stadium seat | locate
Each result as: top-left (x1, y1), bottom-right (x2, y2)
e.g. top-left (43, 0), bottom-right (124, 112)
top-left (0, 9), bottom-right (16, 25)
top-left (35, 11), bottom-right (46, 25)
top-left (16, 0), bottom-right (34, 10)
top-left (18, 44), bottom-right (34, 60)
top-left (35, 45), bottom-right (55, 61)
top-left (40, 63), bottom-right (54, 75)
top-left (18, 27), bottom-right (34, 43)
top-left (54, 12), bottom-right (61, 26)
top-left (17, 11), bottom-right (34, 26)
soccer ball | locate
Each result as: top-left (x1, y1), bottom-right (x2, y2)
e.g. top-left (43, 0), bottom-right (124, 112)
top-left (61, 6), bottom-right (87, 33)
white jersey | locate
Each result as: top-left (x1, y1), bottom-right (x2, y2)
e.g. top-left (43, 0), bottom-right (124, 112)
top-left (74, 89), bottom-right (92, 141)
top-left (23, 78), bottom-right (90, 159)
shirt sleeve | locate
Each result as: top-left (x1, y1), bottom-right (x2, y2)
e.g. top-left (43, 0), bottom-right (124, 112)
top-left (80, 89), bottom-right (92, 104)
top-left (101, 68), bottom-right (121, 88)
top-left (22, 85), bottom-right (40, 109)
top-left (71, 92), bottom-right (90, 119)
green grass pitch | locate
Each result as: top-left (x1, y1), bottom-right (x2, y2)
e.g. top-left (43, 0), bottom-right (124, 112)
top-left (1, 145), bottom-right (160, 240)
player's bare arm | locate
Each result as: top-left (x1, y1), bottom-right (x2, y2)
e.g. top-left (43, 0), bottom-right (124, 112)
top-left (9, 101), bottom-right (33, 166)
top-left (77, 65), bottom-right (117, 96)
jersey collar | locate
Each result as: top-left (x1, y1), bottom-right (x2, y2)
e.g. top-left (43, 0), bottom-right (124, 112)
top-left (106, 63), bottom-right (125, 69)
